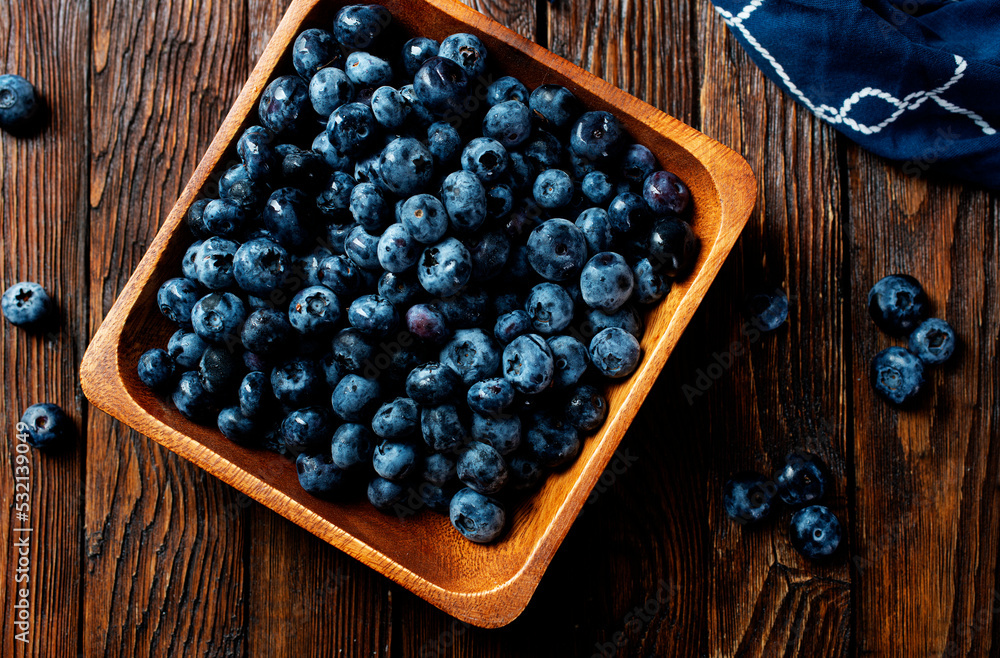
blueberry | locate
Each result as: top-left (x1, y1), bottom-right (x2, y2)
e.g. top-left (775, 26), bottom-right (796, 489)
top-left (344, 225), bottom-right (382, 270)
top-left (790, 505), bottom-right (842, 560)
top-left (529, 84), bottom-right (580, 131)
top-left (402, 36), bottom-right (439, 77)
top-left (427, 121), bottom-right (462, 164)
top-left (138, 348), bottom-right (176, 390)
top-left (19, 403), bottom-right (73, 450)
top-left (580, 252), bottom-right (635, 313)
top-left (420, 404), bottom-right (468, 451)
top-left (547, 336), bottom-right (588, 388)
top-left (293, 247), bottom-right (333, 288)
top-left (241, 308), bottom-right (292, 356)
top-left (743, 288), bottom-right (789, 332)
top-left (575, 208), bottom-right (613, 255)
top-left (345, 51), bottom-right (393, 87)
top-left (631, 257), bottom-right (670, 305)
top-left (0, 74), bottom-right (39, 131)
top-left (377, 223), bottom-right (421, 273)
top-left (581, 171), bottom-right (614, 206)
top-left (494, 309), bottom-right (532, 344)
top-left (565, 384), bottom-right (608, 431)
top-left (508, 455), bottom-right (543, 490)
top-left (318, 255), bottom-right (361, 297)
top-left (406, 362), bottom-right (459, 405)
top-left (194, 237), bottom-right (238, 290)
top-left (485, 184), bottom-right (514, 219)
top-left (218, 165), bottom-right (264, 209)
top-left (440, 170), bottom-right (487, 233)
top-left (235, 126), bottom-right (275, 181)
top-left (292, 28), bottom-right (338, 79)
top-left (439, 33), bottom-right (488, 78)
top-left (233, 238), bottom-right (289, 296)
top-left (373, 441), bottom-right (420, 481)
top-left (432, 287), bottom-right (489, 329)
top-left (288, 285), bottom-right (340, 335)
top-left (775, 451), bottom-right (830, 507)
top-left (457, 441), bottom-right (508, 495)
top-left (400, 84), bottom-right (435, 127)
top-left (483, 100), bottom-right (532, 149)
top-left (271, 358), bottom-right (321, 409)
top-left (168, 329), bottom-right (209, 368)
top-left (2, 281), bottom-right (53, 328)
top-left (908, 318), bottom-right (956, 365)
top-left (405, 303), bottom-right (451, 344)
top-left (620, 144), bottom-right (657, 188)
top-left (526, 219), bottom-right (587, 282)
top-left (722, 472), bottom-right (776, 524)
top-left (309, 67), bottom-right (355, 117)
top-left (371, 86), bottom-right (411, 129)
top-left (413, 56), bottom-right (469, 116)
top-left (471, 413), bottom-right (521, 455)
top-left (311, 131), bottom-right (350, 171)
top-left (868, 274), bottom-right (929, 336)
top-left (330, 328), bottom-right (375, 373)
top-left (521, 129), bottom-right (564, 171)
top-left (643, 170), bottom-right (690, 216)
top-left (648, 218), bottom-right (700, 278)
top-left (258, 75), bottom-right (310, 135)
top-left (186, 200), bottom-right (211, 239)
top-left (503, 334), bottom-right (554, 394)
top-left (297, 452), bottom-right (347, 498)
top-left (333, 4), bottom-right (391, 49)
top-left (372, 397), bottom-right (419, 439)
top-left (157, 278), bottom-right (199, 326)
top-left (316, 170), bottom-right (356, 220)
top-left (465, 230), bottom-right (511, 281)
top-left (238, 371), bottom-right (272, 417)
top-left (263, 188), bottom-right (315, 250)
top-left (870, 346), bottom-right (925, 406)
top-left (332, 423), bottom-right (375, 470)
top-left (418, 237), bottom-right (472, 297)
top-left (607, 192), bottom-right (651, 238)
top-left (467, 378), bottom-right (515, 415)
top-left (486, 76), bottom-right (528, 106)
top-left (438, 328), bottom-right (499, 385)
top-left (348, 294), bottom-right (398, 337)
top-left (461, 137), bottom-right (508, 184)
top-left (525, 282), bottom-right (574, 334)
top-left (214, 407), bottom-right (256, 445)
top-left (378, 271), bottom-right (420, 307)
top-left (525, 412), bottom-right (580, 467)
top-left (506, 152), bottom-right (535, 191)
top-left (327, 101), bottom-right (377, 154)
top-left (331, 373), bottom-right (380, 422)
top-left (172, 370), bottom-right (216, 421)
top-left (450, 487), bottom-right (505, 543)
top-left (590, 327), bottom-right (641, 378)
top-left (569, 111), bottom-right (625, 161)
top-left (423, 452), bottom-right (456, 485)
top-left (398, 193), bottom-right (448, 244)
top-left (191, 292), bottom-right (246, 344)
top-left (277, 146), bottom-right (330, 193)
top-left (368, 477), bottom-right (408, 511)
top-left (532, 169), bottom-right (573, 209)
top-left (378, 137), bottom-right (434, 197)
top-left (587, 304), bottom-right (643, 339)
top-left (350, 182), bottom-right (390, 232)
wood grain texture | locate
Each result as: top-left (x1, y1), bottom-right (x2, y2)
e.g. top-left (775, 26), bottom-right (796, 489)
top-left (847, 150), bottom-right (1000, 656)
top-left (0, 1), bottom-right (88, 656)
top-left (85, 0), bottom-right (250, 655)
top-left (698, 6), bottom-right (852, 656)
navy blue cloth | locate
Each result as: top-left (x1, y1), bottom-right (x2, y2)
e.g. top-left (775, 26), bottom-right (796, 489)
top-left (709, 0), bottom-right (1000, 189)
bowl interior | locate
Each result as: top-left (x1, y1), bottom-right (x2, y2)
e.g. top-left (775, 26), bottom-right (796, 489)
top-left (113, 0), bottom-right (731, 601)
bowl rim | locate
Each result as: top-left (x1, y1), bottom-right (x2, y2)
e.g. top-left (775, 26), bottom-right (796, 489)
top-left (80, 0), bottom-right (756, 628)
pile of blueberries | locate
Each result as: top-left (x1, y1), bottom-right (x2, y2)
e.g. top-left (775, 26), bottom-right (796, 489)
top-left (136, 5), bottom-right (699, 543)
top-left (723, 452), bottom-right (841, 560)
top-left (868, 274), bottom-right (956, 406)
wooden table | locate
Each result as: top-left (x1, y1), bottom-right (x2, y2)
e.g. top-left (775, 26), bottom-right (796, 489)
top-left (2, 0), bottom-right (997, 655)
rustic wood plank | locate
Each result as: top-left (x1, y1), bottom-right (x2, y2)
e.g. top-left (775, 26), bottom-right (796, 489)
top-left (847, 151), bottom-right (1000, 655)
top-left (697, 6), bottom-right (852, 656)
top-left (0, 1), bottom-right (88, 656)
top-left (461, 0), bottom-right (536, 40)
top-left (85, 0), bottom-right (251, 655)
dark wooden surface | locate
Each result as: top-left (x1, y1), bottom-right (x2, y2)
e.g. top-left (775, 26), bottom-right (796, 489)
top-left (1, 0), bottom-right (997, 655)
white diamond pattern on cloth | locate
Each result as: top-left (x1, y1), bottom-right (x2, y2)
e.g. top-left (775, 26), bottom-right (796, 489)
top-left (714, 0), bottom-right (997, 136)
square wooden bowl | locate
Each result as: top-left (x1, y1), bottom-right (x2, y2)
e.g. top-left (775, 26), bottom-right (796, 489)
top-left (80, 0), bottom-right (755, 628)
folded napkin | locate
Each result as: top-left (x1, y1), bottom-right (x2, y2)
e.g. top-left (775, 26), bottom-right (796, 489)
top-left (709, 0), bottom-right (1000, 189)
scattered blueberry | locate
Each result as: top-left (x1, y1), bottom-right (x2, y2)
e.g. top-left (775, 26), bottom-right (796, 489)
top-left (870, 346), bottom-right (925, 406)
top-left (744, 287), bottom-right (789, 332)
top-left (0, 74), bottom-right (39, 131)
top-left (19, 403), bottom-right (73, 450)
top-left (868, 274), bottom-right (929, 336)
top-left (722, 473), bottom-right (776, 525)
top-left (789, 505), bottom-right (842, 560)
top-left (2, 281), bottom-right (53, 328)
top-left (775, 451), bottom-right (830, 507)
top-left (908, 318), bottom-right (956, 365)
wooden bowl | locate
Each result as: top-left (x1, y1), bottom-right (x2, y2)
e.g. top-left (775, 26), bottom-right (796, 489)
top-left (80, 0), bottom-right (755, 628)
